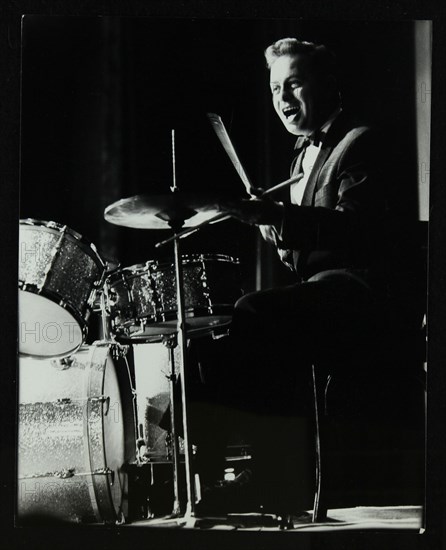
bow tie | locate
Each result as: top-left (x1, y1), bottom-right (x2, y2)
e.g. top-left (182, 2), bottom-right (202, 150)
top-left (294, 129), bottom-right (325, 151)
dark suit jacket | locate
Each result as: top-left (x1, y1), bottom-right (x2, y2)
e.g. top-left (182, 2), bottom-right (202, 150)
top-left (272, 112), bottom-right (391, 287)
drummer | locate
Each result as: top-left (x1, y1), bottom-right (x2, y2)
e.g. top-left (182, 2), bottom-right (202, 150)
top-left (193, 38), bottom-right (421, 515)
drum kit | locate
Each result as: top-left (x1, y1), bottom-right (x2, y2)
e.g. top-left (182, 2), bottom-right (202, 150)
top-left (17, 186), bottom-right (244, 525)
top-left (17, 120), bottom-right (302, 526)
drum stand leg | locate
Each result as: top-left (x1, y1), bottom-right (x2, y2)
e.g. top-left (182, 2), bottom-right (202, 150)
top-left (163, 336), bottom-right (182, 517)
top-left (148, 226), bottom-right (198, 528)
top-left (149, 132), bottom-right (197, 527)
top-left (172, 234), bottom-right (197, 525)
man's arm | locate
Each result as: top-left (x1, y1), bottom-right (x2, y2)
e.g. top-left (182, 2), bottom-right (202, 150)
top-left (219, 128), bottom-right (385, 260)
top-left (278, 128), bottom-right (385, 254)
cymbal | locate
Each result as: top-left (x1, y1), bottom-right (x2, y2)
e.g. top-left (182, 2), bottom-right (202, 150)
top-left (104, 193), bottom-right (222, 230)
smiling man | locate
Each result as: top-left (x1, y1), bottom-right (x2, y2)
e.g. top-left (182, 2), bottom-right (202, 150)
top-left (194, 38), bottom-right (420, 519)
top-left (223, 38), bottom-right (387, 281)
top-left (269, 41), bottom-right (339, 137)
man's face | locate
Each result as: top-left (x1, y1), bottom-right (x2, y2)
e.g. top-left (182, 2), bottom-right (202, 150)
top-left (269, 54), bottom-right (329, 136)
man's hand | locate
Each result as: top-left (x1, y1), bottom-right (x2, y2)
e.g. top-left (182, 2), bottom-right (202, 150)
top-left (217, 198), bottom-right (284, 226)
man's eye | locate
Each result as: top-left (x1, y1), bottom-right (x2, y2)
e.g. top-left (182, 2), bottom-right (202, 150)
top-left (290, 81), bottom-right (302, 89)
top-left (271, 85), bottom-right (280, 94)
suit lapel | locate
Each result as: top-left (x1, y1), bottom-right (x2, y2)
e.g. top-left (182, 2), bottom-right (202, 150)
top-left (300, 112), bottom-right (353, 206)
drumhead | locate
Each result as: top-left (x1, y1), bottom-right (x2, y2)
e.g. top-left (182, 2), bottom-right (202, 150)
top-left (19, 291), bottom-right (84, 358)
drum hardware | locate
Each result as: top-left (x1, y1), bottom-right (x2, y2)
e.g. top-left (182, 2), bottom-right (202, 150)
top-left (98, 287), bottom-right (112, 341)
top-left (104, 258), bottom-right (121, 275)
top-left (168, 129), bottom-right (195, 521)
top-left (162, 333), bottom-right (181, 516)
top-left (104, 131), bottom-right (212, 525)
top-left (110, 342), bottom-right (130, 360)
top-left (51, 356), bottom-right (76, 370)
top-left (19, 467), bottom-right (115, 482)
top-left (42, 395), bottom-right (110, 406)
top-left (137, 438), bottom-right (149, 462)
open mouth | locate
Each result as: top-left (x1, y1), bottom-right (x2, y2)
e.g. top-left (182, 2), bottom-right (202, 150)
top-left (282, 106), bottom-right (300, 119)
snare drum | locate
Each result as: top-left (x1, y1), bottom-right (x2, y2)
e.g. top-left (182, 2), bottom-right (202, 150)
top-left (106, 254), bottom-right (242, 342)
top-left (19, 219), bottom-right (106, 358)
top-left (17, 342), bottom-right (137, 524)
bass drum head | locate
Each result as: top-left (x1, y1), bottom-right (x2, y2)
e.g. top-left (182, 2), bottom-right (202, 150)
top-left (19, 291), bottom-right (84, 358)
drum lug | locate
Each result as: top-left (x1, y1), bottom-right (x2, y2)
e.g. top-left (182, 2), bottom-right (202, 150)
top-left (162, 333), bottom-right (177, 349)
top-left (103, 396), bottom-right (111, 416)
top-left (199, 258), bottom-right (214, 315)
top-left (107, 288), bottom-right (118, 307)
top-left (88, 394), bottom-right (111, 415)
top-left (87, 288), bottom-right (99, 308)
top-left (111, 343), bottom-right (129, 360)
top-left (91, 467), bottom-right (116, 487)
top-left (56, 397), bottom-right (72, 405)
top-left (51, 356), bottom-right (75, 370)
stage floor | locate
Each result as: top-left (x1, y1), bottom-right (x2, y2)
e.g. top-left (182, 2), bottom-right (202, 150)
top-left (129, 505), bottom-right (424, 532)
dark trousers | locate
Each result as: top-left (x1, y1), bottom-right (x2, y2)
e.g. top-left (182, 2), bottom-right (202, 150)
top-left (188, 270), bottom-right (398, 508)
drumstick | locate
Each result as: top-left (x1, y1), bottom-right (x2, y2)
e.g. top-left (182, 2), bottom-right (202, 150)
top-left (154, 173), bottom-right (303, 249)
top-left (207, 112), bottom-right (303, 198)
top-left (261, 172), bottom-right (303, 197)
top-left (207, 113), bottom-right (255, 197)
top-left (156, 114), bottom-right (303, 248)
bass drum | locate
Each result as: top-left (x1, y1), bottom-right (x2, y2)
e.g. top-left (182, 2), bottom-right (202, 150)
top-left (17, 342), bottom-right (137, 524)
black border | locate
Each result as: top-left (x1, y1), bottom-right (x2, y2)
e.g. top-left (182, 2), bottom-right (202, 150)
top-left (2, 2), bottom-right (445, 549)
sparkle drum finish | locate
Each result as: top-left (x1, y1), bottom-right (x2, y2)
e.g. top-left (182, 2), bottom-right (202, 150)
top-left (17, 343), bottom-right (137, 524)
top-left (18, 220), bottom-right (106, 358)
top-left (106, 254), bottom-right (242, 342)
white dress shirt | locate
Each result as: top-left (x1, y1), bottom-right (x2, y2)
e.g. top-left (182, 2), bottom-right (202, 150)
top-left (290, 107), bottom-right (342, 205)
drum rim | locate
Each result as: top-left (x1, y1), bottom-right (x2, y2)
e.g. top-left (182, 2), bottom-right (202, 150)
top-left (83, 343), bottom-right (119, 522)
top-left (20, 218), bottom-right (107, 271)
top-left (19, 281), bottom-right (96, 318)
top-left (148, 303), bottom-right (234, 322)
top-left (84, 342), bottom-right (134, 523)
top-left (106, 253), bottom-right (240, 282)
top-left (112, 304), bottom-right (234, 342)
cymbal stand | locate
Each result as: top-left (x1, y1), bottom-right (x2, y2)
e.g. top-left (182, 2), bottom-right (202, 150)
top-left (170, 129), bottom-right (196, 523)
top-left (168, 231), bottom-right (197, 524)
top-left (162, 334), bottom-right (181, 517)
top-left (99, 287), bottom-right (112, 341)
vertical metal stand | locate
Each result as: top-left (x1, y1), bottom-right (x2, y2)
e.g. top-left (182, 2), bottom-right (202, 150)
top-left (172, 233), bottom-right (196, 520)
top-left (163, 336), bottom-right (181, 516)
top-left (311, 364), bottom-right (328, 522)
top-left (100, 290), bottom-right (111, 341)
top-left (170, 129), bottom-right (196, 522)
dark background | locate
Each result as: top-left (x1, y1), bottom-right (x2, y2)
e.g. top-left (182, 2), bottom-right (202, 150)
top-left (20, 17), bottom-right (419, 291)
